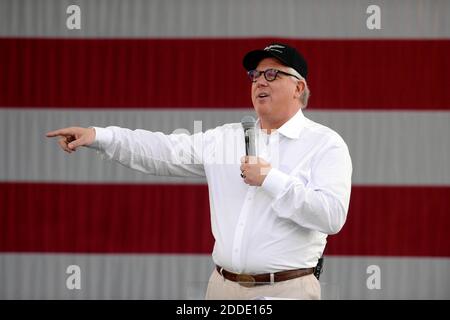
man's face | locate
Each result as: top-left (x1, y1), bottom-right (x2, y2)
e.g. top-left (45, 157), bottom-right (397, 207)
top-left (251, 57), bottom-right (301, 121)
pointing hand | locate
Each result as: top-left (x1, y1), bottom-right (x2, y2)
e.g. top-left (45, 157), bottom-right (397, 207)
top-left (46, 127), bottom-right (96, 153)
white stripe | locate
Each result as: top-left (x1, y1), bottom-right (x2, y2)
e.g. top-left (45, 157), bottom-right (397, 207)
top-left (1, 109), bottom-right (450, 185)
top-left (0, 0), bottom-right (449, 38)
top-left (1, 254), bottom-right (449, 299)
top-left (0, 254), bottom-right (214, 299)
top-left (320, 256), bottom-right (450, 299)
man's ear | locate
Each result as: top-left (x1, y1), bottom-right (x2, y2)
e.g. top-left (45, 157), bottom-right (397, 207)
top-left (295, 80), bottom-right (305, 99)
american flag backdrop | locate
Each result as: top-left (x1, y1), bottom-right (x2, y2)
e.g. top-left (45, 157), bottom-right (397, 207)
top-left (0, 0), bottom-right (449, 299)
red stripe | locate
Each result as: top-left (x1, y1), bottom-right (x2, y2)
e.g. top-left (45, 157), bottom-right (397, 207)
top-left (0, 183), bottom-right (449, 256)
top-left (328, 186), bottom-right (450, 257)
top-left (1, 38), bottom-right (449, 110)
top-left (0, 183), bottom-right (213, 254)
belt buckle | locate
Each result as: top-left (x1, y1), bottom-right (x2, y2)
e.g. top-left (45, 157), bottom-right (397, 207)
top-left (236, 274), bottom-right (256, 288)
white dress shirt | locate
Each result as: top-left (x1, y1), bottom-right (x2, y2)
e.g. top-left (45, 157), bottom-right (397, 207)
top-left (90, 108), bottom-right (352, 274)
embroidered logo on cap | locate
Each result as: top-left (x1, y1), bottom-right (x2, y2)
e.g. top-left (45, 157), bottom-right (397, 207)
top-left (264, 44), bottom-right (285, 53)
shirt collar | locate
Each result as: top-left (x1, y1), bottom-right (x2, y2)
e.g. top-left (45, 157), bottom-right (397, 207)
top-left (256, 108), bottom-right (306, 140)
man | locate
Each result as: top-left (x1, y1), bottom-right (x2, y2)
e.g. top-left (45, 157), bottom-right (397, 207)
top-left (46, 43), bottom-right (352, 300)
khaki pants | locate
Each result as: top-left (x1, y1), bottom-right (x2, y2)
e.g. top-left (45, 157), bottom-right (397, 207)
top-left (205, 268), bottom-right (321, 300)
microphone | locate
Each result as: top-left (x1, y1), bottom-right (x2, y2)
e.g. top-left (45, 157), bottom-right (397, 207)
top-left (241, 116), bottom-right (256, 156)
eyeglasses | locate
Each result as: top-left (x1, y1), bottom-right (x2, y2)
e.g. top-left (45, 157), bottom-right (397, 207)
top-left (247, 68), bottom-right (301, 82)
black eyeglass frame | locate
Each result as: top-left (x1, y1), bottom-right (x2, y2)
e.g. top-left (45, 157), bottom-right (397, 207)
top-left (247, 68), bottom-right (301, 82)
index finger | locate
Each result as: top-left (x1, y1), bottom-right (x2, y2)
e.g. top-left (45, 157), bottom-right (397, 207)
top-left (45, 128), bottom-right (74, 138)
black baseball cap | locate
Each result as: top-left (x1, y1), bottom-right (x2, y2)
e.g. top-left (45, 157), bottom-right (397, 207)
top-left (243, 43), bottom-right (308, 79)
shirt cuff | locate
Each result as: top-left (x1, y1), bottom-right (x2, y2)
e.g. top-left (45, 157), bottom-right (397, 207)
top-left (87, 126), bottom-right (113, 150)
top-left (261, 168), bottom-right (292, 198)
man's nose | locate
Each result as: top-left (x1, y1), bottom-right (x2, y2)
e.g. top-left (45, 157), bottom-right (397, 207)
top-left (255, 75), bottom-right (269, 87)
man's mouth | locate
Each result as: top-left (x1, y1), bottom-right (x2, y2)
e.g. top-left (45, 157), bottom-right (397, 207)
top-left (257, 93), bottom-right (270, 99)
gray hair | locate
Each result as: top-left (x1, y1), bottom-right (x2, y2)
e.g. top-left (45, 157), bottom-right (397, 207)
top-left (286, 67), bottom-right (310, 109)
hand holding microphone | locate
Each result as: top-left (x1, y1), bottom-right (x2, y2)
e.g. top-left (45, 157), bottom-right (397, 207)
top-left (240, 116), bottom-right (272, 186)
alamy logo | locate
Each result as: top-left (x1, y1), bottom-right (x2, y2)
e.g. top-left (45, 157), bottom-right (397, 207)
top-left (66, 265), bottom-right (81, 290)
top-left (66, 5), bottom-right (81, 30)
top-left (366, 265), bottom-right (381, 290)
top-left (366, 5), bottom-right (381, 30)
